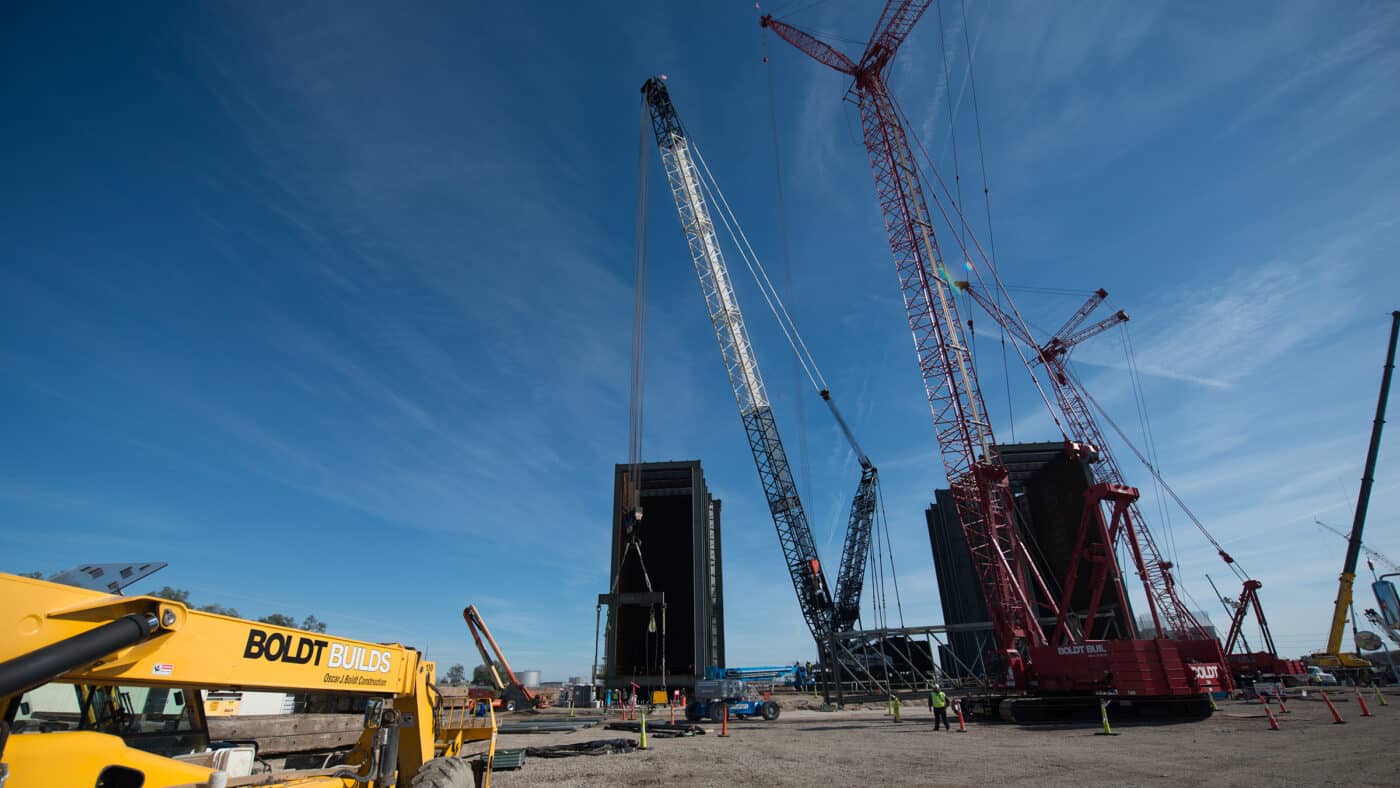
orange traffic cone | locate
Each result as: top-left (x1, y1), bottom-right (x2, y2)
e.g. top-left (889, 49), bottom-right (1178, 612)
top-left (1356, 688), bottom-right (1373, 717)
top-left (1275, 691), bottom-right (1290, 714)
top-left (1321, 690), bottom-right (1346, 724)
top-left (719, 704), bottom-right (729, 738)
top-left (1261, 698), bottom-right (1280, 731)
top-left (955, 700), bottom-right (967, 733)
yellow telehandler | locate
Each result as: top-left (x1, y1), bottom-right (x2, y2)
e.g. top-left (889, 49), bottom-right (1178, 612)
top-left (0, 571), bottom-right (496, 787)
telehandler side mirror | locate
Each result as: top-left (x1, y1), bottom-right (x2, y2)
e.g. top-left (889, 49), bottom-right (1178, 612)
top-left (363, 698), bottom-right (384, 729)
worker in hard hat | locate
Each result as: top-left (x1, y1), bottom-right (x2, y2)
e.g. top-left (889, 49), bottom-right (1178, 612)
top-left (928, 684), bottom-right (950, 731)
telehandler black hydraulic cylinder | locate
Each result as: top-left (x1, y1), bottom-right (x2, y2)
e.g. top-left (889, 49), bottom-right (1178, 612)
top-left (0, 613), bottom-right (160, 699)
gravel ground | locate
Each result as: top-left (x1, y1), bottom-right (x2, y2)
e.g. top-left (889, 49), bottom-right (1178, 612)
top-left (470, 690), bottom-right (1397, 787)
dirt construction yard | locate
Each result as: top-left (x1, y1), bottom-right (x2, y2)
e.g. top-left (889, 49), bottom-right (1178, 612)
top-left (473, 691), bottom-right (1398, 787)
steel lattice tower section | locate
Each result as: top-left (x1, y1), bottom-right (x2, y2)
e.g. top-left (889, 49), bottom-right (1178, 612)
top-left (833, 465), bottom-right (878, 631)
top-left (764, 3), bottom-right (1053, 654)
top-left (641, 78), bottom-right (836, 646)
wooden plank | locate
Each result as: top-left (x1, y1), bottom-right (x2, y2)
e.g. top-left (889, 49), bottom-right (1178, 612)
top-left (208, 713), bottom-right (361, 755)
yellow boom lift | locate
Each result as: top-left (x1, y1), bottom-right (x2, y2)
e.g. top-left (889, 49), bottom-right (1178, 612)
top-left (0, 571), bottom-right (497, 787)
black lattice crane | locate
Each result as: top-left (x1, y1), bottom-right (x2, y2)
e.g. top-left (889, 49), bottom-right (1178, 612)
top-left (640, 77), bottom-right (888, 649)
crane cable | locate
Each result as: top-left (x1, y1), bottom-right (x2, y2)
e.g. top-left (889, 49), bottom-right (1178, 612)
top-left (1121, 322), bottom-right (1180, 573)
top-left (628, 95), bottom-right (650, 517)
top-left (876, 475), bottom-right (906, 627)
top-left (934, 0), bottom-right (965, 267)
top-left (867, 499), bottom-right (886, 629)
top-left (614, 93), bottom-right (664, 682)
top-left (690, 142), bottom-right (863, 556)
top-left (764, 28), bottom-right (816, 522)
top-left (690, 141), bottom-right (826, 393)
top-left (955, 0), bottom-right (1015, 443)
top-left (886, 92), bottom-right (1068, 444)
top-left (764, 26), bottom-right (895, 604)
top-left (1074, 368), bottom-right (1249, 582)
top-left (934, 1), bottom-right (981, 389)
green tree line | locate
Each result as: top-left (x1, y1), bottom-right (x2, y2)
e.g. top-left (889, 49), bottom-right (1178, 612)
top-left (16, 572), bottom-right (329, 632)
top-left (146, 586), bottom-right (328, 632)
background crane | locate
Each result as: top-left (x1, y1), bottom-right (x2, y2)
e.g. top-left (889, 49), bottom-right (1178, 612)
top-left (1308, 311), bottom-right (1400, 680)
top-left (1315, 519), bottom-right (1400, 575)
top-left (639, 77), bottom-right (884, 651)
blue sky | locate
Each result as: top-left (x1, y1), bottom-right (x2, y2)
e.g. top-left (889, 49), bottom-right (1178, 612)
top-left (3, 1), bottom-right (1398, 680)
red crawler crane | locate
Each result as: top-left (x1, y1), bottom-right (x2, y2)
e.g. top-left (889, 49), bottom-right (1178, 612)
top-left (959, 282), bottom-right (1294, 687)
top-left (768, 0), bottom-right (1048, 669)
top-left (959, 286), bottom-right (1198, 640)
top-left (764, 2), bottom-right (1227, 719)
top-left (1221, 580), bottom-right (1306, 681)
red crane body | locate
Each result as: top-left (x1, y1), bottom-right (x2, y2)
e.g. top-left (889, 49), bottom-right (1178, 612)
top-left (764, 2), bottom-right (1229, 715)
top-left (1223, 580), bottom-right (1307, 680)
top-left (765, 1), bottom-right (1047, 674)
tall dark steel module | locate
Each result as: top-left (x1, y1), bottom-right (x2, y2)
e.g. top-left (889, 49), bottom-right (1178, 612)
top-left (926, 489), bottom-right (992, 679)
top-left (601, 460), bottom-right (724, 693)
top-left (928, 442), bottom-right (1136, 677)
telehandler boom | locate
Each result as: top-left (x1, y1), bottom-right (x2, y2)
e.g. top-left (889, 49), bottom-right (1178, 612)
top-left (0, 571), bottom-right (496, 787)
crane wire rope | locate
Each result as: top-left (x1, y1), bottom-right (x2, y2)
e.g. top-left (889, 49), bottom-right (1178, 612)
top-left (628, 95), bottom-right (651, 517)
top-left (876, 475), bottom-right (906, 627)
top-left (955, 0), bottom-right (1015, 443)
top-left (690, 140), bottom-right (857, 557)
top-left (610, 93), bottom-right (665, 686)
top-left (1073, 367), bottom-right (1249, 582)
top-left (934, 0), bottom-right (966, 267)
top-left (884, 83), bottom-right (1081, 610)
top-left (886, 91), bottom-right (1068, 443)
top-left (1205, 573), bottom-right (1253, 655)
top-left (934, 1), bottom-right (983, 390)
top-left (1121, 322), bottom-right (1180, 573)
top-left (695, 146), bottom-right (888, 561)
top-left (694, 70), bottom-right (904, 622)
top-left (763, 29), bottom-right (816, 527)
top-left (1005, 284), bottom-right (1097, 297)
top-left (691, 134), bottom-right (899, 610)
top-left (1316, 519), bottom-right (1400, 574)
top-left (690, 141), bottom-right (826, 393)
top-left (867, 499), bottom-right (887, 629)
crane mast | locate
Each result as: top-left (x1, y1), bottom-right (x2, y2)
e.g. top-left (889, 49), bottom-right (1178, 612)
top-left (641, 77), bottom-right (834, 644)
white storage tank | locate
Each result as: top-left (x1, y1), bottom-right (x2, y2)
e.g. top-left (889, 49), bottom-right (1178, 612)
top-left (518, 670), bottom-right (541, 688)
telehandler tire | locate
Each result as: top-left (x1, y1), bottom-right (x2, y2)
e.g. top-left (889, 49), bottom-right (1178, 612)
top-left (409, 755), bottom-right (477, 788)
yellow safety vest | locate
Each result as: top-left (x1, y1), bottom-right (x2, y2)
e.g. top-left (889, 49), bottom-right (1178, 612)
top-left (931, 691), bottom-right (947, 709)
